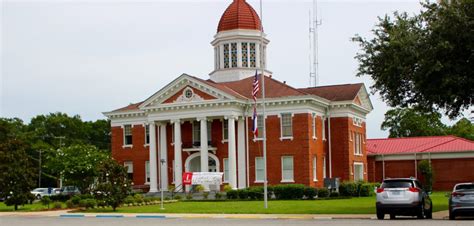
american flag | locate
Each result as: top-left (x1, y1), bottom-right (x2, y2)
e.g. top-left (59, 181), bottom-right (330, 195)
top-left (252, 71), bottom-right (260, 102)
top-left (252, 71), bottom-right (259, 136)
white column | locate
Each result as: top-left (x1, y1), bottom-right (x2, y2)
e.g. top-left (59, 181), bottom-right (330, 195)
top-left (149, 122), bottom-right (158, 193)
top-left (159, 123), bottom-right (168, 191)
top-left (173, 120), bottom-right (183, 192)
top-left (237, 118), bottom-right (246, 189)
top-left (199, 117), bottom-right (210, 191)
top-left (237, 42), bottom-right (242, 68)
top-left (256, 43), bottom-right (261, 68)
top-left (228, 116), bottom-right (237, 189)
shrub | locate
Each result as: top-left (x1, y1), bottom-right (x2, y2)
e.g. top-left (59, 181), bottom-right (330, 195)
top-left (65, 200), bottom-right (74, 208)
top-left (79, 194), bottom-right (94, 200)
top-left (174, 195), bottom-right (183, 200)
top-left (124, 195), bottom-right (135, 205)
top-left (339, 182), bottom-right (358, 197)
top-left (203, 192), bottom-right (209, 200)
top-left (79, 198), bottom-right (96, 209)
top-left (329, 191), bottom-right (340, 197)
top-left (303, 187), bottom-right (317, 200)
top-left (223, 185), bottom-right (232, 192)
top-left (144, 197), bottom-right (153, 204)
top-left (40, 196), bottom-right (51, 207)
top-left (53, 201), bottom-right (62, 209)
top-left (226, 190), bottom-right (238, 199)
top-left (97, 200), bottom-right (107, 208)
top-left (168, 185), bottom-right (175, 192)
top-left (186, 193), bottom-right (193, 200)
top-left (418, 160), bottom-right (434, 192)
top-left (273, 184), bottom-right (305, 200)
top-left (317, 188), bottom-right (329, 198)
top-left (237, 189), bottom-right (249, 200)
top-left (134, 194), bottom-right (144, 204)
top-left (359, 183), bottom-right (373, 197)
top-left (248, 187), bottom-right (264, 200)
top-left (50, 194), bottom-right (70, 202)
top-left (195, 185), bottom-right (204, 192)
top-left (215, 192), bottom-right (222, 200)
top-left (71, 195), bottom-right (81, 205)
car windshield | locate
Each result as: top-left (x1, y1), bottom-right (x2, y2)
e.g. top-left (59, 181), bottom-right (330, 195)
top-left (381, 180), bottom-right (413, 188)
top-left (32, 188), bottom-right (43, 192)
top-left (455, 184), bottom-right (474, 191)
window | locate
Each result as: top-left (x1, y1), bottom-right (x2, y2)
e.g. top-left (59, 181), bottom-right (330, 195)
top-left (312, 156), bottom-right (317, 181)
top-left (192, 121), bottom-right (200, 146)
top-left (231, 43), bottom-right (237, 68)
top-left (353, 117), bottom-right (363, 127)
top-left (222, 119), bottom-right (228, 141)
top-left (241, 42), bottom-right (248, 67)
top-left (280, 113), bottom-right (293, 138)
top-left (255, 157), bottom-right (264, 182)
top-left (145, 161), bottom-right (150, 183)
top-left (323, 157), bottom-right (327, 179)
top-left (312, 113), bottom-right (317, 139)
top-left (354, 133), bottom-right (363, 155)
top-left (281, 156), bottom-right (294, 182)
top-left (223, 158), bottom-right (229, 182)
top-left (354, 163), bottom-right (364, 181)
top-left (145, 125), bottom-right (150, 145)
top-left (249, 43), bottom-right (256, 67)
top-left (124, 161), bottom-right (133, 181)
top-left (223, 44), bottom-right (230, 68)
top-left (256, 115), bottom-right (264, 139)
top-left (322, 117), bottom-right (326, 140)
top-left (124, 125), bottom-right (133, 146)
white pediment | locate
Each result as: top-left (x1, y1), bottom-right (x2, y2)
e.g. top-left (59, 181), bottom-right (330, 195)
top-left (355, 84), bottom-right (374, 111)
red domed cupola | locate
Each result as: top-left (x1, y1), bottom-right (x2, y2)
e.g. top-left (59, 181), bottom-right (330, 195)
top-left (217, 0), bottom-right (262, 32)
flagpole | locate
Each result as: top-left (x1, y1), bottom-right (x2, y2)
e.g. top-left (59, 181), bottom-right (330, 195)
top-left (259, 0), bottom-right (268, 209)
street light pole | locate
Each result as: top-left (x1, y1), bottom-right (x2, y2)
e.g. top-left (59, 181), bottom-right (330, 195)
top-left (160, 158), bottom-right (166, 210)
top-left (38, 149), bottom-right (42, 187)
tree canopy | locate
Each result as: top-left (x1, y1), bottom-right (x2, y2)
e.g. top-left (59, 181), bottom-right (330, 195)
top-left (354, 0), bottom-right (474, 118)
top-left (382, 107), bottom-right (474, 140)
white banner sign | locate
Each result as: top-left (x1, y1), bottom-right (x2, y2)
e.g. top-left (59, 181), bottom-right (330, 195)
top-left (185, 172), bottom-right (223, 185)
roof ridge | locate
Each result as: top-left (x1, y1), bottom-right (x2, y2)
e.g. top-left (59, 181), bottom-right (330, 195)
top-left (367, 135), bottom-right (456, 141)
top-left (299, 83), bottom-right (364, 90)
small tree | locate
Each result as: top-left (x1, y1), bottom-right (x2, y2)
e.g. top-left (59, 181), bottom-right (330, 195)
top-left (0, 140), bottom-right (36, 210)
top-left (94, 159), bottom-right (131, 211)
top-left (418, 160), bottom-right (434, 192)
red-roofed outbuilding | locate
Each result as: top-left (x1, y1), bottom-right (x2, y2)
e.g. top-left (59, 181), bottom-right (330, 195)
top-left (367, 136), bottom-right (474, 190)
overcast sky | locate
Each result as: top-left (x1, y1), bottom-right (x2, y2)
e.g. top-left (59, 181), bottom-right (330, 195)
top-left (2, 0), bottom-right (459, 138)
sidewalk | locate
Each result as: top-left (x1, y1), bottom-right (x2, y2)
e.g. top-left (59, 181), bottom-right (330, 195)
top-left (0, 210), bottom-right (449, 220)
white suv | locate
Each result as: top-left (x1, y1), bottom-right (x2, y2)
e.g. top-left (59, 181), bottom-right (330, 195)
top-left (376, 178), bottom-right (432, 220)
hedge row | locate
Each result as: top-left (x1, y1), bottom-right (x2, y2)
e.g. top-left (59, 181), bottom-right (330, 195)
top-left (226, 184), bottom-right (318, 200)
top-left (338, 181), bottom-right (380, 197)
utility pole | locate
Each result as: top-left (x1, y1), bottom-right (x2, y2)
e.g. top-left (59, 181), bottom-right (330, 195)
top-left (38, 149), bottom-right (42, 187)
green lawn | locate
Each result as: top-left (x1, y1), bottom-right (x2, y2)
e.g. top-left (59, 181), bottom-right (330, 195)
top-left (84, 192), bottom-right (449, 214)
top-left (1, 192), bottom-right (449, 214)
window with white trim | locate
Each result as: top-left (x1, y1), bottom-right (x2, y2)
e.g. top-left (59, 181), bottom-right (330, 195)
top-left (256, 115), bottom-right (264, 139)
top-left (323, 157), bottom-right (327, 179)
top-left (192, 121), bottom-right (211, 146)
top-left (280, 113), bottom-right (293, 138)
top-left (145, 161), bottom-right (150, 183)
top-left (354, 163), bottom-right (364, 181)
top-left (231, 42), bottom-right (237, 68)
top-left (354, 133), bottom-right (363, 155)
top-left (312, 156), bottom-right (317, 181)
top-left (145, 125), bottom-right (150, 145)
top-left (312, 113), bottom-right (317, 139)
top-left (222, 119), bottom-right (228, 141)
top-left (223, 43), bottom-right (230, 68)
top-left (322, 117), bottom-right (326, 140)
top-left (353, 117), bottom-right (363, 127)
top-left (124, 125), bottom-right (133, 146)
top-left (281, 156), bottom-right (294, 182)
top-left (124, 161), bottom-right (133, 180)
top-left (223, 158), bottom-right (229, 182)
top-left (255, 157), bottom-right (264, 182)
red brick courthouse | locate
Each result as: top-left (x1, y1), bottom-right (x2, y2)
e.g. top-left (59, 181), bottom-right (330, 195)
top-left (104, 0), bottom-right (373, 192)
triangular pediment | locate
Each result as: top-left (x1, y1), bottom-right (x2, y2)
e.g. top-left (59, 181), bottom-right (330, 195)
top-left (354, 85), bottom-right (374, 111)
top-left (139, 74), bottom-right (237, 109)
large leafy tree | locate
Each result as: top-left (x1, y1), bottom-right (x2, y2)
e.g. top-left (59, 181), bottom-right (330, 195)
top-left (0, 139), bottom-right (36, 210)
top-left (354, 0), bottom-right (474, 118)
top-left (448, 118), bottom-right (474, 141)
top-left (381, 107), bottom-right (447, 138)
top-left (44, 144), bottom-right (109, 193)
top-left (94, 159), bottom-right (131, 211)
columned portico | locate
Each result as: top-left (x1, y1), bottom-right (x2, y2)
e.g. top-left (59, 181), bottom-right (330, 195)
top-left (148, 122), bottom-right (158, 193)
top-left (237, 118), bottom-right (246, 188)
top-left (199, 117), bottom-right (210, 191)
top-left (227, 116), bottom-right (237, 189)
top-left (173, 119), bottom-right (183, 191)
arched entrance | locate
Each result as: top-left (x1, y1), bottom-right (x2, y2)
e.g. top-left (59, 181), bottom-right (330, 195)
top-left (184, 152), bottom-right (220, 192)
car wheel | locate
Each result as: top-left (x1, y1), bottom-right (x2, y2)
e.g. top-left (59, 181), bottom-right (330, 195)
top-left (390, 214), bottom-right (396, 220)
top-left (425, 205), bottom-right (433, 219)
top-left (449, 211), bottom-right (455, 220)
top-left (417, 202), bottom-right (425, 219)
top-left (376, 209), bottom-right (384, 220)
top-left (36, 194), bottom-right (41, 200)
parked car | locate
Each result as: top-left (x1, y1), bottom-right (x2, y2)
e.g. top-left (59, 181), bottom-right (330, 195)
top-left (59, 186), bottom-right (80, 196)
top-left (449, 182), bottom-right (474, 220)
top-left (30, 188), bottom-right (58, 199)
top-left (376, 178), bottom-right (432, 220)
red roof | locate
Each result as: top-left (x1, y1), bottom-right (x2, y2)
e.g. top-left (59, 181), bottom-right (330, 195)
top-left (299, 83), bottom-right (363, 101)
top-left (367, 136), bottom-right (474, 155)
top-left (217, 0), bottom-right (261, 32)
